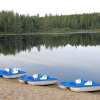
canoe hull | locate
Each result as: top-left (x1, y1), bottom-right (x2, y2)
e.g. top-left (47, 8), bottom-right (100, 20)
top-left (18, 79), bottom-right (25, 83)
top-left (3, 73), bottom-right (25, 79)
top-left (70, 86), bottom-right (100, 92)
top-left (18, 79), bottom-right (28, 84)
top-left (57, 84), bottom-right (68, 89)
top-left (27, 80), bottom-right (57, 85)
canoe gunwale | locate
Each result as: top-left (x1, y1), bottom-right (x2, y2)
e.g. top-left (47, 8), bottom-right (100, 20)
top-left (27, 80), bottom-right (58, 85)
top-left (70, 86), bottom-right (100, 92)
top-left (3, 73), bottom-right (25, 78)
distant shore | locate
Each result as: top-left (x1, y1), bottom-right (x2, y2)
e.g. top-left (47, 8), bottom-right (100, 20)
top-left (0, 78), bottom-right (99, 100)
top-left (0, 31), bottom-right (100, 36)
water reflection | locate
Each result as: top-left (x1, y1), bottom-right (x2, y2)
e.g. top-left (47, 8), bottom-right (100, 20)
top-left (0, 33), bottom-right (100, 55)
top-left (0, 33), bottom-right (100, 81)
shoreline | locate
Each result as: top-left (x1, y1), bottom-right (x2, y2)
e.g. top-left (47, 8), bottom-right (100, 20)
top-left (0, 32), bottom-right (100, 36)
top-left (0, 78), bottom-right (99, 100)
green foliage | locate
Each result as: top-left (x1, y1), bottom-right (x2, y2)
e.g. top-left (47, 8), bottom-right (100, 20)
top-left (0, 11), bottom-right (100, 33)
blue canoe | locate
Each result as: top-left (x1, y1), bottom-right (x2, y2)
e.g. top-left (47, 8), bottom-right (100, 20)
top-left (0, 68), bottom-right (26, 78)
top-left (18, 74), bottom-right (58, 85)
top-left (0, 69), bottom-right (6, 77)
top-left (58, 79), bottom-right (100, 92)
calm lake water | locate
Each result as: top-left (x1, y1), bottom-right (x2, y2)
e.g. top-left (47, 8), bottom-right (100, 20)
top-left (0, 33), bottom-right (100, 81)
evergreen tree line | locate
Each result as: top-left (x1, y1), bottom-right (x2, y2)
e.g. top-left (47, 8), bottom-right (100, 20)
top-left (0, 11), bottom-right (100, 33)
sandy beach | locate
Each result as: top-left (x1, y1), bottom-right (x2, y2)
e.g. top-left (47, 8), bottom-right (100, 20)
top-left (0, 78), bottom-right (99, 100)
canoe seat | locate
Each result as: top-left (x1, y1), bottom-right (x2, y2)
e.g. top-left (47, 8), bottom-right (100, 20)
top-left (40, 75), bottom-right (48, 80)
top-left (84, 81), bottom-right (93, 86)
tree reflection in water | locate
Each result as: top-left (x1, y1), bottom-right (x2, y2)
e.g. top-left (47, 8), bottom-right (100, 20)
top-left (0, 33), bottom-right (99, 55)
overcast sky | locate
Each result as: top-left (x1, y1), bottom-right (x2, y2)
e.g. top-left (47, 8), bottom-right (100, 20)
top-left (0, 0), bottom-right (100, 16)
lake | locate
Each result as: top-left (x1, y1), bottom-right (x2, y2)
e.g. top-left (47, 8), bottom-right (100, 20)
top-left (0, 33), bottom-right (100, 81)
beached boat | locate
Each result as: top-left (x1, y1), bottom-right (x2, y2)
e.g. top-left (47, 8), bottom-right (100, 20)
top-left (58, 79), bottom-right (100, 92)
top-left (2, 68), bottom-right (26, 78)
top-left (18, 73), bottom-right (58, 85)
top-left (0, 69), bottom-right (7, 77)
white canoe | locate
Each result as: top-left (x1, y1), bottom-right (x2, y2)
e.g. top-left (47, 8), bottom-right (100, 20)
top-left (18, 74), bottom-right (58, 85)
top-left (27, 80), bottom-right (58, 85)
top-left (70, 86), bottom-right (100, 92)
top-left (58, 79), bottom-right (100, 92)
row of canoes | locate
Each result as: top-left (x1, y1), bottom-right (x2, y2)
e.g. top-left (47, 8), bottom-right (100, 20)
top-left (0, 67), bottom-right (100, 92)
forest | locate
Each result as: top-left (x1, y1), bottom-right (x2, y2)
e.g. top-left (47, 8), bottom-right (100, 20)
top-left (0, 11), bottom-right (100, 33)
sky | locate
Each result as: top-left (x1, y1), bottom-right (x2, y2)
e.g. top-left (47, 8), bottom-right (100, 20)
top-left (0, 0), bottom-right (100, 16)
